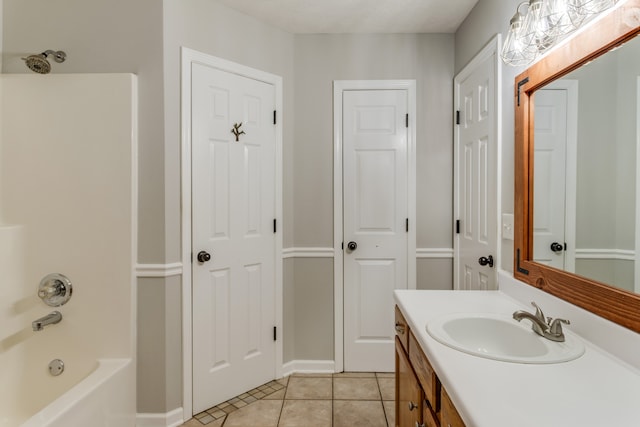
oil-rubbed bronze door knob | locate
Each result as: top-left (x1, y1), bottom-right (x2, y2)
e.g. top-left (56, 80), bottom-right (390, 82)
top-left (478, 255), bottom-right (494, 268)
top-left (197, 251), bottom-right (211, 263)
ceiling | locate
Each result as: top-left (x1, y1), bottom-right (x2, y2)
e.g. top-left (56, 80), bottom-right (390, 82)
top-left (215, 0), bottom-right (480, 34)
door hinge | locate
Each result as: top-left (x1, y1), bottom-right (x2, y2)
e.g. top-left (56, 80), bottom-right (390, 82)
top-left (406, 218), bottom-right (409, 232)
top-left (273, 219), bottom-right (277, 233)
top-left (273, 110), bottom-right (277, 125)
top-left (456, 110), bottom-right (461, 125)
top-left (405, 113), bottom-right (409, 128)
top-left (456, 219), bottom-right (460, 234)
top-left (273, 326), bottom-right (277, 341)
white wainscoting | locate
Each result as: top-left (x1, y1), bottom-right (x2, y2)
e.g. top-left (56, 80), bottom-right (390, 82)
top-left (282, 247), bottom-right (335, 258)
top-left (136, 249), bottom-right (454, 274)
top-left (575, 249), bottom-right (635, 261)
top-left (416, 248), bottom-right (454, 259)
top-left (283, 247), bottom-right (454, 259)
top-left (136, 263), bottom-right (184, 278)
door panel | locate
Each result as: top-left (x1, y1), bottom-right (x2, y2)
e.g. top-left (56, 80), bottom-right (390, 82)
top-left (343, 89), bottom-right (408, 372)
top-left (192, 63), bottom-right (276, 413)
top-left (534, 89), bottom-right (568, 269)
top-left (456, 53), bottom-right (497, 290)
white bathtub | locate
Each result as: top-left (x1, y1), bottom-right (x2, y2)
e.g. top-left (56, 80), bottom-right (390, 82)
top-left (5, 359), bottom-right (135, 427)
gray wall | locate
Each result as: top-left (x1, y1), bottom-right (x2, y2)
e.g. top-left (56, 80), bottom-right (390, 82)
top-left (291, 33), bottom-right (456, 360)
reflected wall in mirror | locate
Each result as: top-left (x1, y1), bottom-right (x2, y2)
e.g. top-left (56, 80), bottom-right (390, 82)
top-left (514, 0), bottom-right (640, 333)
top-left (533, 35), bottom-right (640, 294)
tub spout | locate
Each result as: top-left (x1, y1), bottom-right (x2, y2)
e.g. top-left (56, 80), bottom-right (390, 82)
top-left (32, 310), bottom-right (62, 331)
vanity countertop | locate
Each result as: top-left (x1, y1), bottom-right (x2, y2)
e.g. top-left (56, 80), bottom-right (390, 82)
top-left (394, 290), bottom-right (640, 427)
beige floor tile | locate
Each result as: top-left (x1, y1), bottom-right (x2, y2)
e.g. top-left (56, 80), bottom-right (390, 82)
top-left (277, 376), bottom-right (290, 387)
top-left (333, 372), bottom-right (376, 378)
top-left (333, 400), bottom-right (387, 427)
top-left (180, 417), bottom-right (225, 427)
top-left (376, 372), bottom-right (395, 378)
top-left (383, 400), bottom-right (395, 427)
top-left (333, 377), bottom-right (381, 400)
top-left (285, 376), bottom-right (333, 399)
top-left (263, 388), bottom-right (287, 400)
top-left (377, 377), bottom-right (395, 401)
top-left (292, 372), bottom-right (333, 377)
top-left (278, 400), bottom-right (332, 427)
top-left (223, 400), bottom-right (284, 427)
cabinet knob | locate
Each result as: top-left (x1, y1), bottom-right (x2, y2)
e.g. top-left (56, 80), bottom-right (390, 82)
top-left (395, 322), bottom-right (405, 334)
top-left (415, 423), bottom-right (425, 427)
top-left (408, 401), bottom-right (417, 411)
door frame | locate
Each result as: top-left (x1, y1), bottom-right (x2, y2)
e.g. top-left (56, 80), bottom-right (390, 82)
top-left (333, 80), bottom-right (417, 373)
top-left (180, 47), bottom-right (283, 419)
top-left (453, 35), bottom-right (502, 289)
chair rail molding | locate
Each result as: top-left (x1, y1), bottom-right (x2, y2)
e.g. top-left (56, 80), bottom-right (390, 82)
top-left (136, 263), bottom-right (183, 278)
top-left (282, 247), bottom-right (454, 259)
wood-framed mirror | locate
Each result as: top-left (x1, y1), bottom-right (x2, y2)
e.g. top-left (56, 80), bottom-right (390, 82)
top-left (514, 0), bottom-right (640, 333)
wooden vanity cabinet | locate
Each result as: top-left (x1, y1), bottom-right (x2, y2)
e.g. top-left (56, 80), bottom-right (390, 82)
top-left (395, 305), bottom-right (466, 427)
top-left (396, 338), bottom-right (422, 427)
top-left (441, 387), bottom-right (466, 427)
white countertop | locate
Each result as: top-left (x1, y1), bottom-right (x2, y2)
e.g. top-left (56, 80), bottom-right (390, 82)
top-left (394, 290), bottom-right (640, 427)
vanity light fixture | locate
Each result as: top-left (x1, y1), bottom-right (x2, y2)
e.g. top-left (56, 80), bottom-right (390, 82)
top-left (500, 0), bottom-right (619, 66)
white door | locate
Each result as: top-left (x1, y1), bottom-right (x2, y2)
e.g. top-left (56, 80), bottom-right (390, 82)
top-left (191, 63), bottom-right (276, 413)
top-left (343, 89), bottom-right (409, 372)
top-left (455, 46), bottom-right (498, 290)
top-left (533, 89), bottom-right (569, 269)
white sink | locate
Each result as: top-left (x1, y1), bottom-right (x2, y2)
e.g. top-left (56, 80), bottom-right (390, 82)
top-left (426, 313), bottom-right (585, 364)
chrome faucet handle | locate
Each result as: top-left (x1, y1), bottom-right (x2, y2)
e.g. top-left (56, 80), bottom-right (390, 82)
top-left (549, 318), bottom-right (570, 335)
top-left (530, 301), bottom-right (547, 323)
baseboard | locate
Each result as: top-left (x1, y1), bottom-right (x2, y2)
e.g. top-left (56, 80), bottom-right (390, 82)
top-left (282, 360), bottom-right (336, 377)
top-left (136, 407), bottom-right (184, 427)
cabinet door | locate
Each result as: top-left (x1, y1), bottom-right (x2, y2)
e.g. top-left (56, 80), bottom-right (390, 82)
top-left (441, 387), bottom-right (466, 427)
top-left (396, 338), bottom-right (422, 427)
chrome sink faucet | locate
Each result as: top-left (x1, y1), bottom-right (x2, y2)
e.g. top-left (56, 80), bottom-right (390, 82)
top-left (513, 302), bottom-right (570, 342)
top-left (32, 310), bottom-right (62, 331)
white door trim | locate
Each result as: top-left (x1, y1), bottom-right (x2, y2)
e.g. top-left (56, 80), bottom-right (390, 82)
top-left (333, 80), bottom-right (417, 373)
top-left (180, 47), bottom-right (283, 420)
top-left (453, 35), bottom-right (502, 288)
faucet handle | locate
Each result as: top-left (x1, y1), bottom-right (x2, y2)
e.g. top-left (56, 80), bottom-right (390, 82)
top-left (549, 318), bottom-right (570, 335)
top-left (530, 301), bottom-right (546, 323)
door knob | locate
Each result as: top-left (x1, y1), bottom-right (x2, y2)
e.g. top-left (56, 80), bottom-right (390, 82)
top-left (550, 242), bottom-right (564, 253)
top-left (197, 251), bottom-right (211, 263)
top-left (478, 255), bottom-right (494, 268)
top-left (347, 241), bottom-right (358, 251)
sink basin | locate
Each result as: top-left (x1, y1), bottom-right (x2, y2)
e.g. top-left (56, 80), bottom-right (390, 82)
top-left (426, 313), bottom-right (585, 364)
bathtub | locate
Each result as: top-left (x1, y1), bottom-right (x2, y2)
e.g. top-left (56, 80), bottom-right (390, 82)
top-left (1, 359), bottom-right (135, 427)
top-left (0, 75), bottom-right (138, 427)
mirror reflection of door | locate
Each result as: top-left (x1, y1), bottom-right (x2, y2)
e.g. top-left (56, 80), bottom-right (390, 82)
top-left (533, 81), bottom-right (578, 271)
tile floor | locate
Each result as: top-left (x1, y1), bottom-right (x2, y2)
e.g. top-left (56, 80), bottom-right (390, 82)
top-left (181, 372), bottom-right (395, 427)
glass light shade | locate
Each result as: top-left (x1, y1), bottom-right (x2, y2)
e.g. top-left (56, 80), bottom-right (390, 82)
top-left (567, 0), bottom-right (618, 26)
top-left (501, 10), bottom-right (537, 66)
top-left (544, 0), bottom-right (578, 36)
top-left (520, 0), bottom-right (558, 54)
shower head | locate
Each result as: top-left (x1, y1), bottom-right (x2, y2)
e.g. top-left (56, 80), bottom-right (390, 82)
top-left (22, 50), bottom-right (66, 74)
